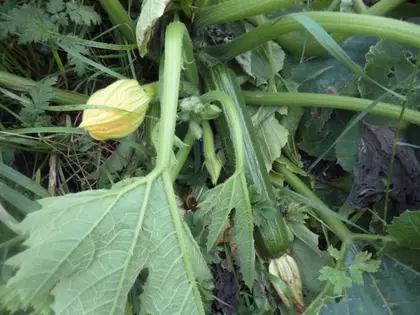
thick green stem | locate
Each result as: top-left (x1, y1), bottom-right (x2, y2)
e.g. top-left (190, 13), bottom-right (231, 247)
top-left (206, 12), bottom-right (420, 61)
top-left (278, 0), bottom-right (405, 56)
top-left (170, 131), bottom-right (196, 181)
top-left (156, 22), bottom-right (186, 171)
top-left (194, 0), bottom-right (299, 28)
top-left (98, 0), bottom-right (136, 44)
top-left (243, 92), bottom-right (420, 126)
top-left (200, 91), bottom-right (244, 171)
top-left (272, 160), bottom-right (352, 243)
top-left (352, 233), bottom-right (396, 243)
top-left (157, 21), bottom-right (206, 314)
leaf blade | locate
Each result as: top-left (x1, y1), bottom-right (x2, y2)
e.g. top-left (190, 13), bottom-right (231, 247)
top-left (2, 176), bottom-right (211, 315)
top-left (198, 173), bottom-right (255, 287)
top-left (388, 211), bottom-right (420, 248)
top-left (252, 112), bottom-right (289, 172)
top-left (289, 13), bottom-right (405, 101)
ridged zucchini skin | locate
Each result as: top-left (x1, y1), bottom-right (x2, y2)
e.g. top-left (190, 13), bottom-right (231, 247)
top-left (201, 64), bottom-right (289, 258)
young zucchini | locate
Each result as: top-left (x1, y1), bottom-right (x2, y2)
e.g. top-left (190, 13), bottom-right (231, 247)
top-left (201, 64), bottom-right (289, 258)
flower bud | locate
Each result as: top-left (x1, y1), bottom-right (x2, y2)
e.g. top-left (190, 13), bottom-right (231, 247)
top-left (204, 154), bottom-right (222, 185)
top-left (269, 254), bottom-right (306, 313)
top-left (202, 120), bottom-right (222, 185)
top-left (79, 80), bottom-right (151, 140)
top-left (201, 104), bottom-right (222, 120)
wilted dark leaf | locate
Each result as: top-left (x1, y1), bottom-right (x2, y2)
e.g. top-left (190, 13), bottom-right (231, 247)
top-left (348, 122), bottom-right (420, 211)
top-left (211, 263), bottom-right (240, 315)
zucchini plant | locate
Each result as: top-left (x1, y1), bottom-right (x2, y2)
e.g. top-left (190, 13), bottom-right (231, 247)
top-left (0, 0), bottom-right (420, 314)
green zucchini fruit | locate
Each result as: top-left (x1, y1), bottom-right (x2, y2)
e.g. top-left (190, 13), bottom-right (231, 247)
top-left (201, 64), bottom-right (290, 258)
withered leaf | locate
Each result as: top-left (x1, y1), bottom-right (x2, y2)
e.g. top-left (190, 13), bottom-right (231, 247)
top-left (211, 263), bottom-right (241, 315)
top-left (348, 122), bottom-right (420, 212)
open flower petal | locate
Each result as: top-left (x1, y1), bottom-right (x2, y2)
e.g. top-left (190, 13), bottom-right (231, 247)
top-left (79, 79), bottom-right (152, 140)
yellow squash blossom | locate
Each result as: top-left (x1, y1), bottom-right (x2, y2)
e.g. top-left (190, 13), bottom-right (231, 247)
top-left (79, 79), bottom-right (151, 140)
top-left (269, 253), bottom-right (306, 313)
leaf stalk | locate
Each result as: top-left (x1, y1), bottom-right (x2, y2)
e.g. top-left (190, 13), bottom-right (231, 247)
top-left (200, 91), bottom-right (244, 171)
top-left (243, 91), bottom-right (420, 126)
top-left (206, 12), bottom-right (420, 61)
top-left (194, 0), bottom-right (299, 28)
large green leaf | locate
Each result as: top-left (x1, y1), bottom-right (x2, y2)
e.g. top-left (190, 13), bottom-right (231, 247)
top-left (334, 122), bottom-right (360, 173)
top-left (291, 36), bottom-right (401, 171)
top-left (318, 254), bottom-right (420, 315)
top-left (197, 172), bottom-right (255, 287)
top-left (298, 109), bottom-right (353, 160)
top-left (251, 110), bottom-right (289, 172)
top-left (384, 211), bottom-right (420, 271)
top-left (388, 211), bottom-right (420, 248)
top-left (293, 35), bottom-right (377, 95)
top-left (1, 175), bottom-right (212, 315)
top-left (358, 39), bottom-right (420, 110)
top-left (235, 24), bottom-right (285, 87)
